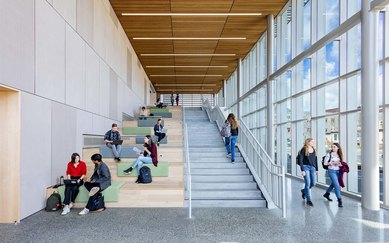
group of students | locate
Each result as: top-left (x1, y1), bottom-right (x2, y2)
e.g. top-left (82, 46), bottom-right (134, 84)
top-left (298, 138), bottom-right (349, 207)
top-left (103, 120), bottom-right (165, 162)
top-left (220, 113), bottom-right (239, 163)
top-left (61, 134), bottom-right (160, 216)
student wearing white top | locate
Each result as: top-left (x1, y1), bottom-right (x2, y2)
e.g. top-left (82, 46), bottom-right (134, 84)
top-left (323, 143), bottom-right (344, 207)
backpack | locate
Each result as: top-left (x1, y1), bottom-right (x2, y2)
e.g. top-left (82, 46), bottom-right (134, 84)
top-left (296, 149), bottom-right (303, 165)
top-left (45, 192), bottom-right (62, 212)
top-left (89, 193), bottom-right (105, 211)
top-left (139, 166), bottom-right (152, 184)
top-left (321, 153), bottom-right (332, 170)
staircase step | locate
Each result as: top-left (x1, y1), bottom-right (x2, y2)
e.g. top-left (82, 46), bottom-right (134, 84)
top-left (190, 157), bottom-right (244, 163)
top-left (189, 152), bottom-right (241, 157)
top-left (191, 168), bottom-right (250, 175)
top-left (189, 147), bottom-right (239, 152)
top-left (192, 182), bottom-right (257, 190)
top-left (191, 175), bottom-right (253, 182)
top-left (191, 190), bottom-right (262, 200)
top-left (190, 162), bottom-right (246, 169)
top-left (187, 199), bottom-right (266, 208)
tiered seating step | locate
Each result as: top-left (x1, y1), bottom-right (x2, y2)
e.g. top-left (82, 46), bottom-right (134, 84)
top-left (116, 162), bottom-right (169, 177)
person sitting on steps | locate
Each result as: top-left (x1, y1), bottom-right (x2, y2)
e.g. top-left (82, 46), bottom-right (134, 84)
top-left (79, 153), bottom-right (111, 215)
top-left (104, 123), bottom-right (122, 161)
top-left (153, 119), bottom-right (166, 146)
top-left (139, 106), bottom-right (147, 120)
top-left (123, 135), bottom-right (158, 183)
top-left (61, 153), bottom-right (87, 215)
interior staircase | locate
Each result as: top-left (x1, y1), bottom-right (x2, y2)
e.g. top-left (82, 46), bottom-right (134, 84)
top-left (185, 107), bottom-right (266, 208)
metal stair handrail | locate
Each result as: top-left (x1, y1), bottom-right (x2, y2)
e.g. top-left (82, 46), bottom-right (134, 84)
top-left (201, 99), bottom-right (286, 218)
top-left (182, 107), bottom-right (192, 218)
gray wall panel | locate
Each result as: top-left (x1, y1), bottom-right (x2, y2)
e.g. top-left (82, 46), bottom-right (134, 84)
top-left (76, 0), bottom-right (94, 47)
top-left (35, 0), bottom-right (66, 102)
top-left (53, 0), bottom-right (77, 29)
top-left (85, 45), bottom-right (100, 114)
top-left (20, 93), bottom-right (52, 219)
top-left (51, 102), bottom-right (77, 184)
top-left (0, 0), bottom-right (34, 92)
top-left (65, 24), bottom-right (86, 109)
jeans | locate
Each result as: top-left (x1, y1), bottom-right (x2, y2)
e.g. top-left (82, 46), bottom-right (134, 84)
top-left (63, 176), bottom-right (83, 205)
top-left (84, 182), bottom-right (102, 210)
top-left (107, 144), bottom-right (121, 158)
top-left (303, 165), bottom-right (316, 201)
top-left (130, 155), bottom-right (153, 175)
top-left (230, 136), bottom-right (238, 160)
top-left (224, 137), bottom-right (231, 154)
top-left (326, 169), bottom-right (342, 199)
top-left (155, 132), bottom-right (166, 142)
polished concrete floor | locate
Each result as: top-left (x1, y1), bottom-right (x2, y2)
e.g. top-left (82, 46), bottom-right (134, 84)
top-left (1, 178), bottom-right (389, 243)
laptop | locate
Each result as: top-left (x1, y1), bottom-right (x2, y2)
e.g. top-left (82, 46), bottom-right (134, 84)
top-left (63, 179), bottom-right (78, 185)
top-left (112, 139), bottom-right (123, 145)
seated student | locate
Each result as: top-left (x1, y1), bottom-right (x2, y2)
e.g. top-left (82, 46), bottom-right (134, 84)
top-left (79, 154), bottom-right (111, 215)
top-left (139, 106), bottom-right (147, 120)
top-left (104, 123), bottom-right (122, 161)
top-left (153, 119), bottom-right (166, 146)
top-left (155, 98), bottom-right (164, 108)
top-left (123, 135), bottom-right (158, 183)
top-left (61, 153), bottom-right (87, 215)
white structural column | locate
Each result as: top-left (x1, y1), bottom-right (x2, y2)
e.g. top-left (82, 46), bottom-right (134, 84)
top-left (361, 0), bottom-right (380, 210)
top-left (266, 14), bottom-right (274, 161)
top-left (237, 59), bottom-right (242, 118)
top-left (223, 80), bottom-right (227, 107)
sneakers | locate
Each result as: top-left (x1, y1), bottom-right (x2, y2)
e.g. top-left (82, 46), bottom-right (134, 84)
top-left (231, 160), bottom-right (235, 164)
top-left (114, 157), bottom-right (121, 162)
top-left (338, 198), bottom-right (343, 207)
top-left (69, 202), bottom-right (73, 209)
top-left (157, 142), bottom-right (160, 146)
top-left (301, 189), bottom-right (306, 200)
top-left (78, 208), bottom-right (89, 215)
top-left (226, 153), bottom-right (231, 158)
top-left (123, 167), bottom-right (133, 174)
top-left (61, 205), bottom-right (70, 216)
top-left (88, 187), bottom-right (100, 197)
top-left (307, 201), bottom-right (314, 207)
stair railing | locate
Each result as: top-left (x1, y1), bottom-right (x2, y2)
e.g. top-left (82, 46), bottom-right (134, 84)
top-left (202, 100), bottom-right (286, 218)
top-left (182, 107), bottom-right (192, 218)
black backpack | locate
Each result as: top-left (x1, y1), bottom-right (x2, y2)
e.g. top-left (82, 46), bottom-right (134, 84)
top-left (45, 192), bottom-right (62, 212)
top-left (89, 193), bottom-right (105, 211)
top-left (139, 166), bottom-right (152, 184)
top-left (321, 153), bottom-right (331, 170)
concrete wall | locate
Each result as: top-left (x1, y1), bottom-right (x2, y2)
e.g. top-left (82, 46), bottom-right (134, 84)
top-left (0, 0), bottom-right (152, 219)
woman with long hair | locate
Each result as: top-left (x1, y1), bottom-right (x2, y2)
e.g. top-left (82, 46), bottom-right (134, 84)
top-left (323, 143), bottom-right (344, 207)
top-left (298, 138), bottom-right (318, 206)
top-left (123, 135), bottom-right (159, 183)
top-left (227, 113), bottom-right (239, 163)
top-left (61, 153), bottom-right (87, 215)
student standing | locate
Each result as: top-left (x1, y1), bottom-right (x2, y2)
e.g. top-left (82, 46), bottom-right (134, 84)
top-left (298, 138), bottom-right (318, 206)
top-left (175, 94), bottom-right (180, 106)
top-left (61, 153), bottom-right (87, 215)
top-left (227, 113), bottom-right (239, 164)
top-left (221, 115), bottom-right (232, 158)
top-left (170, 94), bottom-right (174, 106)
top-left (323, 143), bottom-right (344, 207)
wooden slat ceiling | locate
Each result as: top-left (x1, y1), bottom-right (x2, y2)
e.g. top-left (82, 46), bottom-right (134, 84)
top-left (110, 0), bottom-right (288, 94)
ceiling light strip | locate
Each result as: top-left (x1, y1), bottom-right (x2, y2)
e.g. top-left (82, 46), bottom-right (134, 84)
top-left (141, 54), bottom-right (236, 56)
top-left (150, 75), bottom-right (223, 77)
top-left (157, 89), bottom-right (214, 92)
top-left (155, 84), bottom-right (217, 86)
top-left (146, 66), bottom-right (228, 68)
top-left (122, 13), bottom-right (262, 16)
top-left (133, 37), bottom-right (246, 40)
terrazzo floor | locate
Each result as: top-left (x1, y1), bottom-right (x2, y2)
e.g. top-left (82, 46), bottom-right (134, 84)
top-left (1, 177), bottom-right (388, 243)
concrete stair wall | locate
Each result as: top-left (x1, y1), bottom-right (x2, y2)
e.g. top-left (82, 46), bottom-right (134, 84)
top-left (185, 107), bottom-right (266, 208)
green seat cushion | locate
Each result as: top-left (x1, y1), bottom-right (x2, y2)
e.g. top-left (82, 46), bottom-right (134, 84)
top-left (122, 127), bottom-right (152, 135)
top-left (150, 108), bottom-right (169, 113)
top-left (117, 162), bottom-right (169, 177)
top-left (57, 181), bottom-right (125, 202)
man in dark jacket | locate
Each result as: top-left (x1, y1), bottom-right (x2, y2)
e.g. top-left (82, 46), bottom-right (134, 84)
top-left (79, 154), bottom-right (111, 215)
top-left (104, 123), bottom-right (122, 161)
